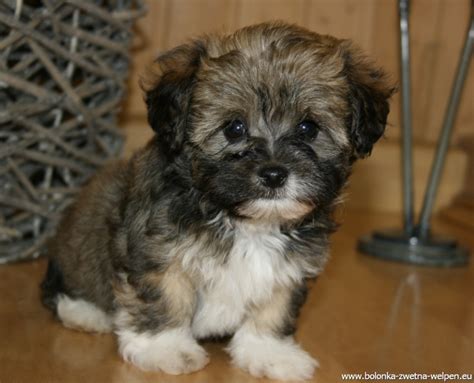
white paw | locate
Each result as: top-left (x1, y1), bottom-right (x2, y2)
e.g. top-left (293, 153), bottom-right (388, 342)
top-left (57, 294), bottom-right (112, 333)
top-left (117, 327), bottom-right (209, 374)
top-left (228, 332), bottom-right (318, 381)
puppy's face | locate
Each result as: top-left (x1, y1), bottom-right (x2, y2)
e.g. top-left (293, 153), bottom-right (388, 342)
top-left (144, 23), bottom-right (393, 221)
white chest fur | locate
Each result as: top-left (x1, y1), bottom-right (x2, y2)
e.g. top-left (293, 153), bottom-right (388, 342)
top-left (187, 222), bottom-right (304, 339)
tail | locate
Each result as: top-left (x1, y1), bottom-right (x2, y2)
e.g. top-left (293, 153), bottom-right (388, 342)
top-left (40, 259), bottom-right (65, 314)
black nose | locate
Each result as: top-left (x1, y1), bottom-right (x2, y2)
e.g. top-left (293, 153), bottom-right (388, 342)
top-left (258, 166), bottom-right (288, 188)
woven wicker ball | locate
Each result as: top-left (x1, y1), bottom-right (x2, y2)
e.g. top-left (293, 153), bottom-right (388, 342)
top-left (0, 0), bottom-right (145, 263)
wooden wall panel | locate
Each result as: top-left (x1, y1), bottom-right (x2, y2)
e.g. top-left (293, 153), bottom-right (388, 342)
top-left (346, 141), bottom-right (467, 213)
top-left (162, 0), bottom-right (239, 46)
top-left (409, 0), bottom-right (472, 144)
top-left (305, 0), bottom-right (376, 51)
top-left (236, 0), bottom-right (308, 27)
top-left (123, 0), bottom-right (168, 118)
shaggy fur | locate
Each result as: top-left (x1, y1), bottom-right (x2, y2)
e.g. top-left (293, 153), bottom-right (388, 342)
top-left (41, 22), bottom-right (394, 380)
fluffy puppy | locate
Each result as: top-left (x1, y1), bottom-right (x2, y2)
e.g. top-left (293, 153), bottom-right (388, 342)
top-left (41, 22), bottom-right (393, 381)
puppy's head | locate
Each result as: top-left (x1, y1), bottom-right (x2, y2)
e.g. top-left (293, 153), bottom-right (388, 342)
top-left (143, 22), bottom-right (394, 222)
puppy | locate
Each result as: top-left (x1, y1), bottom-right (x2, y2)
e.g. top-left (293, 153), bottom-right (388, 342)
top-left (41, 22), bottom-right (393, 381)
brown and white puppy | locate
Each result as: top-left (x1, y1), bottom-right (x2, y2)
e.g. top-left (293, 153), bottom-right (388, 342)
top-left (41, 22), bottom-right (393, 381)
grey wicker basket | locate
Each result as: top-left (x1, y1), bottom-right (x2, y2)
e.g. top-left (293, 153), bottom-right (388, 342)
top-left (0, 0), bottom-right (145, 263)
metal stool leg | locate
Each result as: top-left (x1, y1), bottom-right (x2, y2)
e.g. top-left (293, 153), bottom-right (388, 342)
top-left (417, 1), bottom-right (474, 239)
top-left (399, 0), bottom-right (415, 235)
top-left (357, 0), bottom-right (471, 267)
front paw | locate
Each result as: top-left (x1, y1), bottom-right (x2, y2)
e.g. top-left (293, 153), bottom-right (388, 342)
top-left (228, 332), bottom-right (318, 381)
top-left (118, 327), bottom-right (209, 374)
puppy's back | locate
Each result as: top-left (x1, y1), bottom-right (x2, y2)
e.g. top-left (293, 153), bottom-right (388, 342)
top-left (41, 160), bottom-right (129, 314)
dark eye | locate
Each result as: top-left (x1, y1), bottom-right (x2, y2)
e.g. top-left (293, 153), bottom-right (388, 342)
top-left (224, 119), bottom-right (247, 141)
top-left (295, 120), bottom-right (319, 141)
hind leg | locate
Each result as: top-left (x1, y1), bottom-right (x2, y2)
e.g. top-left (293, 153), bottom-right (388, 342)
top-left (56, 294), bottom-right (113, 333)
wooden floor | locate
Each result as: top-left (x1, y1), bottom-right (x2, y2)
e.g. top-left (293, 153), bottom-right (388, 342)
top-left (0, 209), bottom-right (473, 383)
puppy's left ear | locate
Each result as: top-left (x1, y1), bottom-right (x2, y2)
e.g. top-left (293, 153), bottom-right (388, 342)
top-left (341, 41), bottom-right (396, 158)
top-left (141, 40), bottom-right (207, 157)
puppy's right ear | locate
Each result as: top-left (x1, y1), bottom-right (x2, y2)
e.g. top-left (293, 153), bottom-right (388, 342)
top-left (340, 41), bottom-right (395, 159)
top-left (141, 41), bottom-right (207, 157)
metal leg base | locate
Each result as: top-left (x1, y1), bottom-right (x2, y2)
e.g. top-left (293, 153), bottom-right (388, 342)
top-left (358, 229), bottom-right (469, 267)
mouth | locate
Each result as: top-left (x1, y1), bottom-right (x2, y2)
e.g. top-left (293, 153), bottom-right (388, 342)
top-left (234, 198), bottom-right (315, 221)
top-left (228, 173), bottom-right (317, 221)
